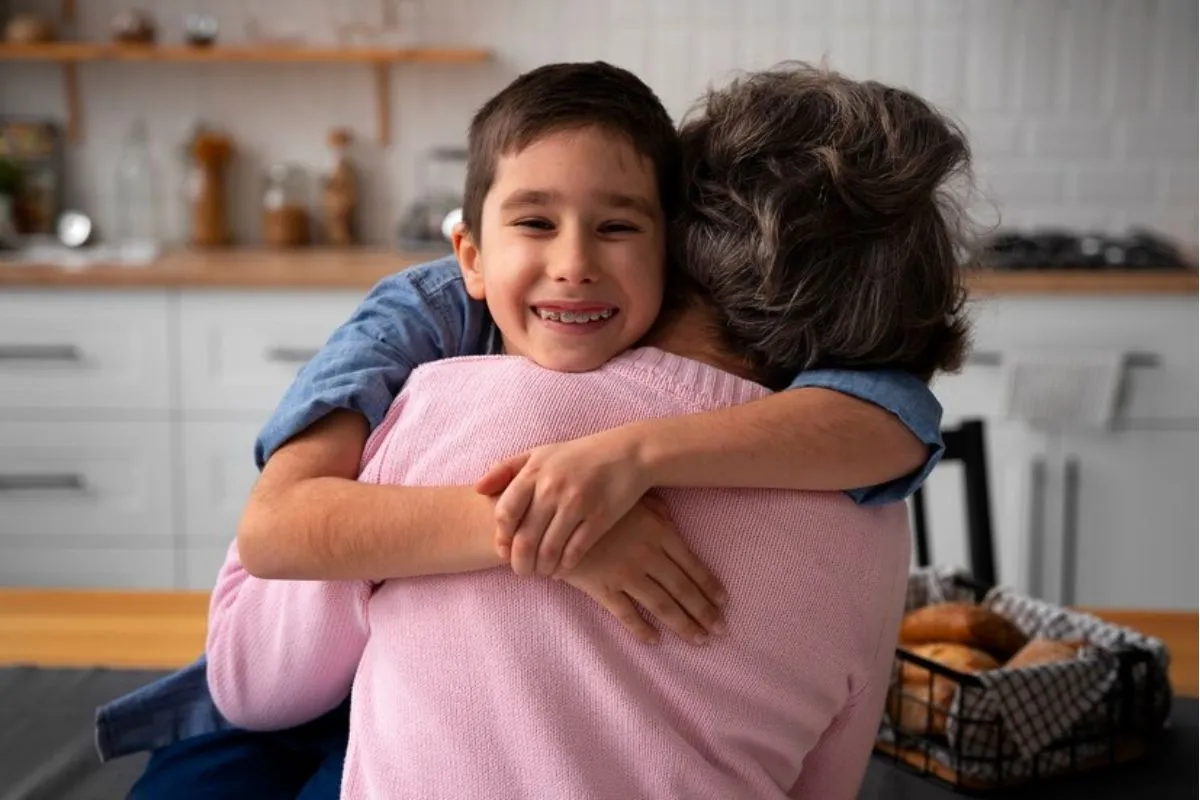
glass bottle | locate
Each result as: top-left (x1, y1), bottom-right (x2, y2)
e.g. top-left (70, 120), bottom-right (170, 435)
top-left (262, 163), bottom-right (311, 248)
top-left (114, 118), bottom-right (161, 261)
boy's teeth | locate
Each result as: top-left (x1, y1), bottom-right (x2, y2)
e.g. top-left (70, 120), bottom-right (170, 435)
top-left (536, 308), bottom-right (614, 323)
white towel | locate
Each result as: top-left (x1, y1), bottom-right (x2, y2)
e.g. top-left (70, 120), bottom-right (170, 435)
top-left (1001, 348), bottom-right (1127, 430)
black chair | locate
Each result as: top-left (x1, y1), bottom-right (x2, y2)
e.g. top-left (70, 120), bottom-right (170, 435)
top-left (910, 418), bottom-right (997, 589)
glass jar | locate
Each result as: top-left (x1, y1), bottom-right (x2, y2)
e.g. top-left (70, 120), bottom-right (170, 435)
top-left (261, 163), bottom-right (310, 248)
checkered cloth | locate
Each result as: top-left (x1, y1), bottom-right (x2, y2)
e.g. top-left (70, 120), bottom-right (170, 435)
top-left (880, 567), bottom-right (1172, 784)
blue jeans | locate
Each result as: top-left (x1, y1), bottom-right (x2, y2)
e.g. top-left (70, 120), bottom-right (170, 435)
top-left (127, 702), bottom-right (349, 800)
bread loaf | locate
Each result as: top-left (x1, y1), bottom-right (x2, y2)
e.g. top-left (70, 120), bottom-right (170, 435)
top-left (1004, 638), bottom-right (1086, 669)
top-left (900, 642), bottom-right (1000, 685)
top-left (900, 602), bottom-right (1028, 659)
top-left (887, 681), bottom-right (955, 736)
top-left (890, 642), bottom-right (1000, 737)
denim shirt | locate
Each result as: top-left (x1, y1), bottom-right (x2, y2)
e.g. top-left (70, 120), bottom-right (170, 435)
top-left (96, 255), bottom-right (945, 761)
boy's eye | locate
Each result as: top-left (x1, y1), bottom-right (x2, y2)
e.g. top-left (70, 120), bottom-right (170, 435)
top-left (515, 218), bottom-right (554, 231)
top-left (600, 221), bottom-right (640, 234)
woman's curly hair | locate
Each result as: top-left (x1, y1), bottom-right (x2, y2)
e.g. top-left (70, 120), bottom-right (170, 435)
top-left (671, 62), bottom-right (973, 387)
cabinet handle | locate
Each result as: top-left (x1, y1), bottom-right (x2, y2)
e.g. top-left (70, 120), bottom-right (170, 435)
top-left (0, 473), bottom-right (86, 491)
top-left (264, 346), bottom-right (320, 364)
top-left (1060, 456), bottom-right (1081, 606)
top-left (0, 344), bottom-right (83, 362)
top-left (1027, 457), bottom-right (1048, 599)
top-left (968, 351), bottom-right (1160, 368)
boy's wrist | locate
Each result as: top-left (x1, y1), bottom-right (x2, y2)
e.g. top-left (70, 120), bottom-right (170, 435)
top-left (622, 418), bottom-right (668, 488)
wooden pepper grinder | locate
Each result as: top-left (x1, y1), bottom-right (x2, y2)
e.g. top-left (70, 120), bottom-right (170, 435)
top-left (187, 129), bottom-right (233, 248)
top-left (322, 128), bottom-right (358, 247)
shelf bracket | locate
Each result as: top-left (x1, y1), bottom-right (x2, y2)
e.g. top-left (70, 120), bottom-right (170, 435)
top-left (373, 63), bottom-right (392, 147)
top-left (62, 61), bottom-right (82, 143)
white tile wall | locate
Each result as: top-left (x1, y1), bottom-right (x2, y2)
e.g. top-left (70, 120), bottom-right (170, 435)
top-left (1, 0), bottom-right (1196, 246)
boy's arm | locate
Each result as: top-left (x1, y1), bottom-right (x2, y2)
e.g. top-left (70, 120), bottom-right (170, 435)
top-left (253, 257), bottom-right (486, 468)
top-left (478, 369), bottom-right (941, 575)
top-left (238, 410), bottom-right (503, 581)
top-left (238, 409), bottom-right (726, 644)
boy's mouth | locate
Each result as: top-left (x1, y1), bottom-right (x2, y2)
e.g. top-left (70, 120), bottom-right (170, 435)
top-left (530, 304), bottom-right (618, 325)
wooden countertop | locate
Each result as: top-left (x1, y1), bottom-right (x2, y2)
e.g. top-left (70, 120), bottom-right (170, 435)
top-left (0, 248), bottom-right (1196, 294)
top-left (0, 247), bottom-right (449, 290)
top-left (0, 590), bottom-right (1195, 697)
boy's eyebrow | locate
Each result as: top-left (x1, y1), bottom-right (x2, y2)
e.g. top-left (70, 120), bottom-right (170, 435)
top-left (597, 192), bottom-right (659, 220)
top-left (499, 189), bottom-right (658, 219)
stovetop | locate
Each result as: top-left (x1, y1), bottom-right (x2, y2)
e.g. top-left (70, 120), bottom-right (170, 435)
top-left (977, 229), bottom-right (1191, 270)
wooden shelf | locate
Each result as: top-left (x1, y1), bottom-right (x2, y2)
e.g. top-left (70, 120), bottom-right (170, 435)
top-left (0, 42), bottom-right (491, 64)
top-left (0, 43), bottom-right (491, 145)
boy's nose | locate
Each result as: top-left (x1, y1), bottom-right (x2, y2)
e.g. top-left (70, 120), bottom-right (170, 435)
top-left (548, 233), bottom-right (600, 284)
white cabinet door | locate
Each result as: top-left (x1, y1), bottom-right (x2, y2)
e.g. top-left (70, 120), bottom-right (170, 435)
top-left (0, 419), bottom-right (177, 589)
top-left (0, 290), bottom-right (172, 412)
top-left (0, 420), bottom-right (175, 543)
top-left (914, 416), bottom-right (1050, 596)
top-left (178, 291), bottom-right (364, 414)
top-left (180, 420), bottom-right (262, 547)
top-left (937, 297), bottom-right (1199, 425)
top-left (184, 545), bottom-right (229, 590)
top-left (1059, 428), bottom-right (1199, 610)
top-left (0, 546), bottom-right (175, 589)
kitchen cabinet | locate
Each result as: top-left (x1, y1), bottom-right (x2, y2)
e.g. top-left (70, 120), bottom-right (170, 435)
top-left (0, 281), bottom-right (1196, 606)
top-left (1060, 429), bottom-right (1198, 610)
top-left (0, 287), bottom-right (366, 590)
top-left (926, 296), bottom-right (1199, 610)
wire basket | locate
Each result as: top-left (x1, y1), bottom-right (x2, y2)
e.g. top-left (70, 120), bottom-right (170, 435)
top-left (874, 575), bottom-right (1172, 793)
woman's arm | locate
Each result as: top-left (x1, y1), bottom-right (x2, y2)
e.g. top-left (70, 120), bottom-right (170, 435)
top-left (205, 541), bottom-right (371, 731)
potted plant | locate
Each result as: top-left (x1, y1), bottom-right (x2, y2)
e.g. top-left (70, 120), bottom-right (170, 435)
top-left (0, 156), bottom-right (23, 248)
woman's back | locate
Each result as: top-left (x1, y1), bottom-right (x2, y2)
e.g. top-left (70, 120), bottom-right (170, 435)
top-left (350, 348), bottom-right (910, 799)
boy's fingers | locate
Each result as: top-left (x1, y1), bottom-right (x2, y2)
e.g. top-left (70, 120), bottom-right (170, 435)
top-left (475, 453), bottom-right (530, 497)
top-left (641, 493), bottom-right (671, 519)
top-left (628, 577), bottom-right (709, 646)
top-left (493, 473), bottom-right (536, 541)
top-left (509, 502), bottom-right (554, 577)
top-left (664, 536), bottom-right (728, 608)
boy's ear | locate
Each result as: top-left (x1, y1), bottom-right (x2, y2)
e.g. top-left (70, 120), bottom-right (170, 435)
top-left (452, 224), bottom-right (486, 301)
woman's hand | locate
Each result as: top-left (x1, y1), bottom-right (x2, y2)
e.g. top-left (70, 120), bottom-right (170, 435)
top-left (475, 425), bottom-right (654, 577)
top-left (558, 494), bottom-right (728, 645)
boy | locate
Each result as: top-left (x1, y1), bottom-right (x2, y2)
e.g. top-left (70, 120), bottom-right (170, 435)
top-left (205, 62), bottom-right (970, 798)
top-left (112, 62), bottom-right (947, 799)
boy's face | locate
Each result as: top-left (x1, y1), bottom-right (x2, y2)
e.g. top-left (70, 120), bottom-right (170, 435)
top-left (454, 125), bottom-right (666, 373)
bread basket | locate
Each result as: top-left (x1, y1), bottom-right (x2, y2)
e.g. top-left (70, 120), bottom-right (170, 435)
top-left (874, 568), bottom-right (1172, 793)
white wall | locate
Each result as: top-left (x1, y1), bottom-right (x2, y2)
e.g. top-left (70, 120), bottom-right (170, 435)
top-left (2, 0), bottom-right (1196, 248)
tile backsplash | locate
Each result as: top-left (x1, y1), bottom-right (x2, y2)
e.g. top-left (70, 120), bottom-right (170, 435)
top-left (2, 0), bottom-right (1196, 248)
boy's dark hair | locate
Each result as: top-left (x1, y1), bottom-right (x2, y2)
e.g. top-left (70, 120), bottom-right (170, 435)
top-left (671, 62), bottom-right (972, 387)
top-left (462, 62), bottom-right (680, 242)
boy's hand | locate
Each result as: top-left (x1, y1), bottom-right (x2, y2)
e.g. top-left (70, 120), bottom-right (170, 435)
top-left (475, 426), bottom-right (653, 577)
top-left (558, 494), bottom-right (728, 645)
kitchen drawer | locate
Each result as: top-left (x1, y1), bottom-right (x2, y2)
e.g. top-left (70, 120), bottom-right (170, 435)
top-left (179, 291), bottom-right (364, 413)
top-left (933, 297), bottom-right (1198, 424)
top-left (180, 420), bottom-right (261, 545)
top-left (0, 545), bottom-right (175, 589)
top-left (184, 545), bottom-right (230, 590)
top-left (0, 420), bottom-right (174, 541)
top-left (0, 290), bottom-right (172, 412)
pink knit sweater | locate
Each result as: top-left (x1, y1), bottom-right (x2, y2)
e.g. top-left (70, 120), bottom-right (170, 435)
top-left (207, 348), bottom-right (911, 799)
